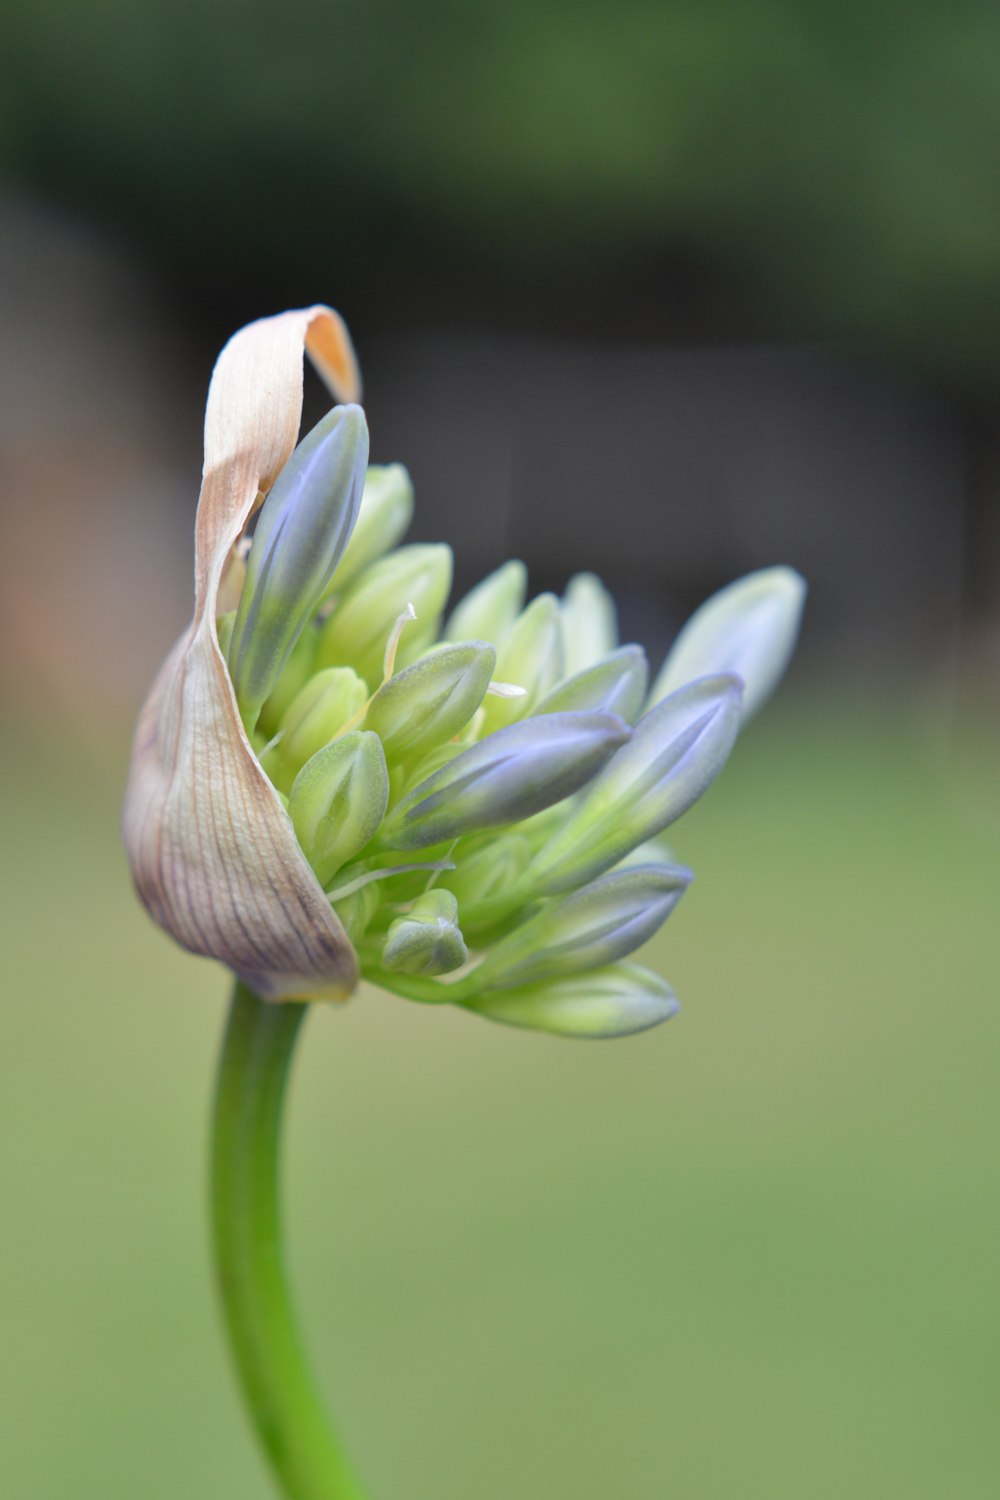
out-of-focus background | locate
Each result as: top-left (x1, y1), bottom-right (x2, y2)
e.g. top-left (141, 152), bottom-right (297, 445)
top-left (1, 5), bottom-right (998, 1498)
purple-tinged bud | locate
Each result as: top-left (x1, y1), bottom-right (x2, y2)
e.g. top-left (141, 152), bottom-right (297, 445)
top-left (467, 864), bottom-right (692, 993)
top-left (321, 464), bottom-right (414, 598)
top-left (377, 711), bottom-right (632, 851)
top-left (650, 566), bottom-right (806, 720)
top-left (227, 404), bottom-right (369, 730)
top-left (525, 675), bottom-right (743, 894)
top-left (535, 645), bottom-right (649, 723)
top-left (256, 623), bottom-right (320, 739)
top-left (466, 962), bottom-right (679, 1039)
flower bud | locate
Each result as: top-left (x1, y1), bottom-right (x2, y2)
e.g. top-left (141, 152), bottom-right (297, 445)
top-left (650, 566), bottom-right (806, 720)
top-left (466, 962), bottom-right (678, 1039)
top-left (535, 645), bottom-right (648, 723)
top-left (441, 834), bottom-right (531, 907)
top-left (377, 710), bottom-right (632, 851)
top-left (256, 624), bottom-right (320, 739)
top-left (364, 641), bottom-right (496, 766)
top-left (332, 879), bottom-right (380, 946)
top-left (561, 572), bottom-right (618, 675)
top-left (322, 464), bottom-right (414, 597)
top-left (264, 667), bottom-right (368, 791)
top-left (525, 675), bottom-right (743, 894)
top-left (288, 730), bottom-right (389, 887)
top-left (444, 560), bottom-right (527, 645)
top-left (227, 404), bottom-right (369, 730)
top-left (468, 864), bottom-right (692, 992)
top-left (479, 593), bottom-right (564, 734)
top-left (317, 543), bottom-right (453, 687)
top-left (381, 889), bottom-right (468, 976)
top-left (216, 610), bottom-right (236, 659)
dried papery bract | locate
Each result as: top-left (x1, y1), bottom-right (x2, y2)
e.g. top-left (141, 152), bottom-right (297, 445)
top-left (123, 307), bottom-right (364, 1002)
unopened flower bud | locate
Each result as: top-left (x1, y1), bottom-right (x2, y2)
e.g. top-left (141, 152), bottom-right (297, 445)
top-left (317, 543), bottom-right (453, 687)
top-left (526, 675), bottom-right (743, 894)
top-left (479, 593), bottom-right (564, 734)
top-left (256, 624), bottom-right (320, 739)
top-left (444, 560), bottom-right (527, 645)
top-left (468, 864), bottom-right (691, 993)
top-left (322, 464), bottom-right (414, 598)
top-left (332, 879), bottom-right (380, 946)
top-left (364, 641), bottom-right (496, 766)
top-left (227, 404), bottom-right (369, 730)
top-left (441, 835), bottom-right (531, 907)
top-left (380, 889), bottom-right (468, 976)
top-left (466, 962), bottom-right (678, 1039)
top-left (216, 610), bottom-right (236, 659)
top-left (561, 572), bottom-right (618, 674)
top-left (264, 667), bottom-right (368, 791)
top-left (650, 566), bottom-right (806, 720)
top-left (288, 730), bottom-right (389, 887)
top-left (378, 710), bottom-right (631, 851)
top-left (535, 645), bottom-right (648, 723)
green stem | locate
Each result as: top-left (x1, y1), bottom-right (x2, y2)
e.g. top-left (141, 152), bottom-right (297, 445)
top-left (361, 968), bottom-right (461, 1005)
top-left (211, 982), bottom-right (368, 1500)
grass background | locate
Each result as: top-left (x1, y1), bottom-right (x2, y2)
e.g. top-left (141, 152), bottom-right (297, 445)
top-left (1, 694), bottom-right (997, 1499)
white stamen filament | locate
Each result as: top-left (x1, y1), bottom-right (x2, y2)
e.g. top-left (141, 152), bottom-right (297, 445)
top-left (383, 602), bottom-right (418, 681)
top-left (258, 727), bottom-right (285, 759)
top-left (325, 860), bottom-right (456, 904)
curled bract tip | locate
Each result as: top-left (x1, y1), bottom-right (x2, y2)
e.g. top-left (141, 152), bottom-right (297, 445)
top-left (123, 306), bottom-right (363, 1002)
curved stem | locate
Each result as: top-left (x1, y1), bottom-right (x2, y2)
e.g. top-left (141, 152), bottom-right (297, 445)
top-left (211, 982), bottom-right (368, 1500)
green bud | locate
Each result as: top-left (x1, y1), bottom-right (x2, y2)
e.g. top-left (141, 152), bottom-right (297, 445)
top-left (467, 864), bottom-right (691, 993)
top-left (396, 740), bottom-right (464, 797)
top-left (535, 645), bottom-right (649, 723)
top-left (228, 404), bottom-right (369, 730)
top-left (332, 879), bottom-right (380, 946)
top-left (441, 834), bottom-right (531, 907)
top-left (444, 560), bottom-right (527, 645)
top-left (381, 889), bottom-right (468, 976)
top-left (317, 543), bottom-right (453, 688)
top-left (256, 624), bottom-right (320, 739)
top-left (479, 593), bottom-right (564, 734)
top-left (364, 641), bottom-right (496, 765)
top-left (525, 675), bottom-right (743, 894)
top-left (649, 566), bottom-right (807, 720)
top-left (466, 962), bottom-right (678, 1039)
top-left (561, 572), bottom-right (618, 675)
top-left (378, 710), bottom-right (632, 851)
top-left (288, 730), bottom-right (389, 887)
top-left (216, 610), bottom-right (236, 659)
top-left (264, 667), bottom-right (368, 792)
top-left (322, 464), bottom-right (414, 598)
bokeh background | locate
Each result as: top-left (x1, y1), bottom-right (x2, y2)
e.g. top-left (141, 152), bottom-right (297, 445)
top-left (1, 4), bottom-right (998, 1498)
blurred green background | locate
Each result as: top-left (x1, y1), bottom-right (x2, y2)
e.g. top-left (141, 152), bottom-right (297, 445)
top-left (1, 1), bottom-right (999, 1496)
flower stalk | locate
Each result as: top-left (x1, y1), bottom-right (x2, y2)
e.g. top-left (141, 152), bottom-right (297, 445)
top-left (211, 981), bottom-right (367, 1500)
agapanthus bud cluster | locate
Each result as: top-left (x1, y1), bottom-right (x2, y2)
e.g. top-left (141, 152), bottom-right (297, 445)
top-left (220, 403), bottom-right (805, 1038)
